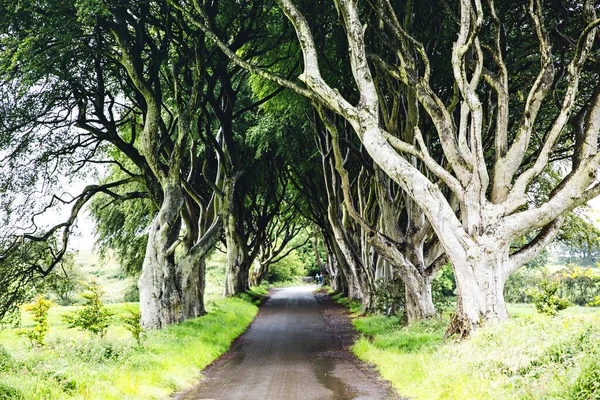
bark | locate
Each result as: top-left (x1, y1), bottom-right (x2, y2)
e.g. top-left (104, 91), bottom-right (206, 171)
top-left (223, 214), bottom-right (251, 296)
top-left (139, 183), bottom-right (219, 329)
top-left (447, 249), bottom-right (509, 338)
top-left (249, 259), bottom-right (269, 287)
top-left (222, 175), bottom-right (252, 296)
top-left (405, 276), bottom-right (435, 321)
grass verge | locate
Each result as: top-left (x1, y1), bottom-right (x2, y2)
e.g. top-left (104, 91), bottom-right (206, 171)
top-left (333, 293), bottom-right (600, 399)
top-left (0, 297), bottom-right (258, 399)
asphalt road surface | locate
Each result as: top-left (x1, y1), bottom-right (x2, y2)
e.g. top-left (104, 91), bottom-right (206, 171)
top-left (175, 286), bottom-right (397, 400)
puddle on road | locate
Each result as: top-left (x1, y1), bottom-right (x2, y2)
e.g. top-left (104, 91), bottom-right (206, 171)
top-left (314, 356), bottom-right (358, 399)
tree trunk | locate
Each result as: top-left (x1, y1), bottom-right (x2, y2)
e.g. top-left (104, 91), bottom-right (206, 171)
top-left (249, 258), bottom-right (268, 287)
top-left (446, 249), bottom-right (509, 338)
top-left (139, 183), bottom-right (205, 329)
top-left (178, 257), bottom-right (207, 319)
top-left (405, 276), bottom-right (435, 322)
top-left (221, 174), bottom-right (252, 296)
top-left (223, 221), bottom-right (251, 296)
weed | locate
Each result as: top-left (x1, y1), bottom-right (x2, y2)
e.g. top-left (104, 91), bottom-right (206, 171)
top-left (0, 383), bottom-right (24, 400)
top-left (0, 345), bottom-right (16, 372)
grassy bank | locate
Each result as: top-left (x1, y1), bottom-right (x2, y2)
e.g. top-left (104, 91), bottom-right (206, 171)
top-left (0, 297), bottom-right (258, 399)
top-left (346, 301), bottom-right (600, 399)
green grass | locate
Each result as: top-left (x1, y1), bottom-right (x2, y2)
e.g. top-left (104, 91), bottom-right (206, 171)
top-left (347, 299), bottom-right (600, 399)
top-left (75, 251), bottom-right (135, 303)
top-left (330, 292), bottom-right (363, 314)
top-left (0, 297), bottom-right (258, 399)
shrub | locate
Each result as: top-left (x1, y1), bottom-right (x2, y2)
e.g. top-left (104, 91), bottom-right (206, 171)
top-left (15, 294), bottom-right (53, 347)
top-left (122, 304), bottom-right (144, 346)
top-left (62, 281), bottom-right (113, 338)
top-left (558, 266), bottom-right (600, 306)
top-left (123, 282), bottom-right (140, 302)
top-left (432, 264), bottom-right (455, 313)
top-left (526, 278), bottom-right (571, 316)
top-left (0, 345), bottom-right (15, 373)
top-left (0, 383), bottom-right (24, 400)
top-left (504, 268), bottom-right (543, 303)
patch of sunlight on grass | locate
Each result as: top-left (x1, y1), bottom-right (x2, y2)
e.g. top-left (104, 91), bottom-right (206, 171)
top-left (350, 309), bottom-right (600, 399)
top-left (0, 297), bottom-right (258, 400)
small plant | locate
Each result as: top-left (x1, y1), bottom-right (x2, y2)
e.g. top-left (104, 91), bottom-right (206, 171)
top-left (15, 295), bottom-right (53, 347)
top-left (122, 304), bottom-right (144, 346)
top-left (587, 296), bottom-right (600, 307)
top-left (62, 281), bottom-right (113, 338)
top-left (526, 277), bottom-right (571, 316)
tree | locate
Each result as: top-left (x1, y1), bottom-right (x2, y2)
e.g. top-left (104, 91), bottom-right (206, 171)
top-left (197, 0), bottom-right (600, 335)
top-left (62, 281), bottom-right (113, 338)
top-left (1, 0), bottom-right (294, 328)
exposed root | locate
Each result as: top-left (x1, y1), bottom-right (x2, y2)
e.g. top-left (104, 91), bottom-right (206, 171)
top-left (444, 312), bottom-right (473, 340)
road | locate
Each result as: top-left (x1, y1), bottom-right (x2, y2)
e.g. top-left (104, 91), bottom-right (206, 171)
top-left (175, 286), bottom-right (397, 400)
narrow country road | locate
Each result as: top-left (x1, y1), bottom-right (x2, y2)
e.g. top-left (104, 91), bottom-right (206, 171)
top-left (175, 286), bottom-right (398, 400)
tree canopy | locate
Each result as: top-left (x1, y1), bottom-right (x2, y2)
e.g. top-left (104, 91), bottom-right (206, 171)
top-left (1, 0), bottom-right (599, 336)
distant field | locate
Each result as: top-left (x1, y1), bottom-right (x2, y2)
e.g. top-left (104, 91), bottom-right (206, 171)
top-left (74, 250), bottom-right (135, 303)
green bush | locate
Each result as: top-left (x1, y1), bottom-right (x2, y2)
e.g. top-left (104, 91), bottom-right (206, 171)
top-left (62, 281), bottom-right (113, 338)
top-left (0, 383), bottom-right (24, 400)
top-left (15, 295), bottom-right (53, 347)
top-left (121, 305), bottom-right (144, 346)
top-left (526, 278), bottom-right (571, 316)
top-left (123, 283), bottom-right (140, 302)
top-left (558, 266), bottom-right (600, 306)
top-left (0, 345), bottom-right (15, 373)
top-left (432, 264), bottom-right (455, 312)
top-left (504, 268), bottom-right (543, 303)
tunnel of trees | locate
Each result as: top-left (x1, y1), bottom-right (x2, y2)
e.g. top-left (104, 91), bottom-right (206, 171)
top-left (1, 0), bottom-right (599, 336)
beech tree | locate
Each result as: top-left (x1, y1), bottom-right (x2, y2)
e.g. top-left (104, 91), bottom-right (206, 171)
top-left (196, 0), bottom-right (600, 334)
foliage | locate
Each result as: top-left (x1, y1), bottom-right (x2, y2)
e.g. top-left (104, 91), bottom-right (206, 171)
top-left (121, 304), bottom-right (144, 346)
top-left (432, 264), bottom-right (455, 297)
top-left (431, 264), bottom-right (455, 313)
top-left (526, 278), bottom-right (571, 316)
top-left (0, 383), bottom-right (24, 400)
top-left (0, 298), bottom-right (257, 399)
top-left (558, 266), bottom-right (600, 306)
top-left (504, 268), bottom-right (543, 303)
top-left (62, 281), bottom-right (113, 338)
top-left (41, 254), bottom-right (82, 306)
top-left (556, 211), bottom-right (600, 264)
top-left (90, 182), bottom-right (155, 276)
top-left (0, 241), bottom-right (63, 321)
top-left (524, 249), bottom-right (549, 269)
top-left (266, 251), bottom-right (306, 283)
top-left (0, 345), bottom-right (16, 372)
top-left (123, 283), bottom-right (140, 303)
top-left (0, 308), bottom-right (21, 331)
top-left (373, 277), bottom-right (405, 316)
top-left (15, 295), bottom-right (53, 347)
